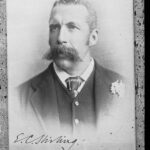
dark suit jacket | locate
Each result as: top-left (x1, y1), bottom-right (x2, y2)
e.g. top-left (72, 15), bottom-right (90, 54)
top-left (17, 60), bottom-right (126, 135)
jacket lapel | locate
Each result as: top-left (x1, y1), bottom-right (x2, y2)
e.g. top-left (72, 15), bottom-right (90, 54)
top-left (30, 64), bottom-right (60, 132)
top-left (94, 61), bottom-right (114, 124)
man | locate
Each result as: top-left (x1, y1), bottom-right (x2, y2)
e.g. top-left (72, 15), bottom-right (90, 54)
top-left (18, 0), bottom-right (126, 136)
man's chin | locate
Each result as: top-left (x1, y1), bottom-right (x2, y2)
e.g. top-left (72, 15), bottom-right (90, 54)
top-left (54, 58), bottom-right (75, 71)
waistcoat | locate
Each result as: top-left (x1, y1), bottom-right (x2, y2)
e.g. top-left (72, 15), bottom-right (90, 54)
top-left (52, 66), bottom-right (96, 133)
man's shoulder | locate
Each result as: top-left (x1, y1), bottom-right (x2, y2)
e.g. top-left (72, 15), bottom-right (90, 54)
top-left (95, 60), bottom-right (125, 83)
top-left (17, 63), bottom-right (54, 92)
top-left (94, 60), bottom-right (127, 99)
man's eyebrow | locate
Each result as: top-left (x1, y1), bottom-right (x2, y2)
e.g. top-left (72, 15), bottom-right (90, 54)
top-left (49, 23), bottom-right (60, 27)
top-left (66, 22), bottom-right (80, 27)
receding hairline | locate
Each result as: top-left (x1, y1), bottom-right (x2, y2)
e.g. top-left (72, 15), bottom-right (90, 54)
top-left (50, 4), bottom-right (89, 20)
top-left (50, 0), bottom-right (98, 31)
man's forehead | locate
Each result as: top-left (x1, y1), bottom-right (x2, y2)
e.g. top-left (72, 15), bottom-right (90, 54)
top-left (49, 4), bottom-right (89, 24)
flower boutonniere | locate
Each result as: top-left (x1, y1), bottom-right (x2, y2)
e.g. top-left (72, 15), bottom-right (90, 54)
top-left (110, 80), bottom-right (125, 98)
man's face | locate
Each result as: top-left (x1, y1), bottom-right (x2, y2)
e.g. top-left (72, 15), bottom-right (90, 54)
top-left (49, 4), bottom-right (91, 70)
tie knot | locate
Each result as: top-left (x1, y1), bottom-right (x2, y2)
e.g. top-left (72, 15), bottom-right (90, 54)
top-left (65, 76), bottom-right (83, 92)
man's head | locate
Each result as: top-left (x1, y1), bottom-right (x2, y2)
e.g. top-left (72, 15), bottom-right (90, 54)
top-left (47, 0), bottom-right (98, 71)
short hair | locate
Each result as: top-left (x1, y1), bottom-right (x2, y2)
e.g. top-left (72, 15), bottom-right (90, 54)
top-left (51, 0), bottom-right (97, 32)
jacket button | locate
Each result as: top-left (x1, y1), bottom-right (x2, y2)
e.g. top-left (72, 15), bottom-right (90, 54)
top-left (74, 119), bottom-right (79, 125)
top-left (75, 101), bottom-right (79, 106)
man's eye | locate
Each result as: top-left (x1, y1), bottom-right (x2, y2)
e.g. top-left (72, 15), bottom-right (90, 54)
top-left (50, 25), bottom-right (59, 32)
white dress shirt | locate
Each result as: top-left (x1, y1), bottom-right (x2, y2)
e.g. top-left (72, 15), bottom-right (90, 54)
top-left (53, 58), bottom-right (95, 93)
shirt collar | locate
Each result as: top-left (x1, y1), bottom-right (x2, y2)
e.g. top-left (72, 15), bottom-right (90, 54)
top-left (53, 58), bottom-right (95, 87)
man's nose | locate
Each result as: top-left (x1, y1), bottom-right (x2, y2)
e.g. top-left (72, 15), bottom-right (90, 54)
top-left (57, 27), bottom-right (67, 44)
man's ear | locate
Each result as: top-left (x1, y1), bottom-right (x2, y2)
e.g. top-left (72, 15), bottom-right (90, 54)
top-left (88, 29), bottom-right (99, 46)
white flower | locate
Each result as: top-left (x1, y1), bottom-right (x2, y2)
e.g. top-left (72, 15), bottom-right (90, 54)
top-left (110, 80), bottom-right (125, 98)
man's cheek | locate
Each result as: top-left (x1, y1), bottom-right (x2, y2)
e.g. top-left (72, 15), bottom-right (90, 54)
top-left (49, 34), bottom-right (57, 42)
top-left (49, 39), bottom-right (56, 46)
top-left (49, 36), bottom-right (52, 45)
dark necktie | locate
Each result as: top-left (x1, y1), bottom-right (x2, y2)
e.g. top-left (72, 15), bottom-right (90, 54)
top-left (65, 76), bottom-right (83, 98)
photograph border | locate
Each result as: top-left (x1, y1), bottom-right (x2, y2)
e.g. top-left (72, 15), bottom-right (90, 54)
top-left (0, 0), bottom-right (144, 149)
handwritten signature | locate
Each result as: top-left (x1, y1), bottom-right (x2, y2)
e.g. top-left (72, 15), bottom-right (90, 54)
top-left (14, 133), bottom-right (78, 150)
